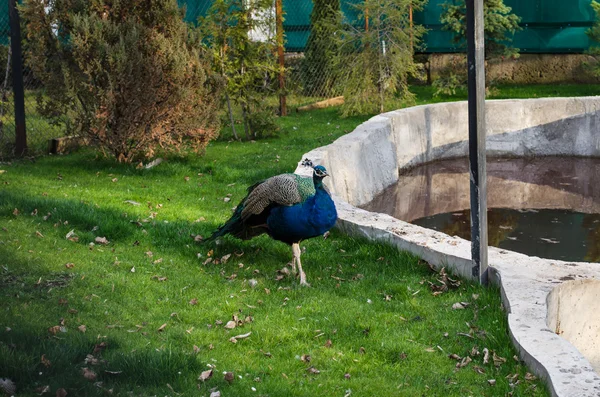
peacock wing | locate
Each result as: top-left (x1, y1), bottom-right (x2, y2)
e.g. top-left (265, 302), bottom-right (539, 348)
top-left (241, 174), bottom-right (315, 220)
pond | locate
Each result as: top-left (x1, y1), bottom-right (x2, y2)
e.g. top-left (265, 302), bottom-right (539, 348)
top-left (361, 157), bottom-right (600, 262)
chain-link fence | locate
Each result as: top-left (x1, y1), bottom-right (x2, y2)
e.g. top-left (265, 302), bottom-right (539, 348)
top-left (1, 0), bottom-right (598, 158)
top-left (1, 1), bottom-right (65, 160)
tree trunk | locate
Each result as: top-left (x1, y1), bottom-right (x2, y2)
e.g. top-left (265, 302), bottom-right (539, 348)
top-left (225, 91), bottom-right (238, 140)
top-left (241, 101), bottom-right (251, 140)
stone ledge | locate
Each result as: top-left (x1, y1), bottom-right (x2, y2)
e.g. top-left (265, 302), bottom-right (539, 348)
top-left (296, 97), bottom-right (600, 397)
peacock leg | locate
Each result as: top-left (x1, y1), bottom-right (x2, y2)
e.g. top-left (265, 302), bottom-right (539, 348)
top-left (292, 243), bottom-right (309, 287)
top-left (290, 243), bottom-right (298, 275)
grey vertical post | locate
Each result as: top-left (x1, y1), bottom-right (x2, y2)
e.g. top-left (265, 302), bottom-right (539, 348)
top-left (9, 0), bottom-right (27, 156)
top-left (466, 0), bottom-right (488, 284)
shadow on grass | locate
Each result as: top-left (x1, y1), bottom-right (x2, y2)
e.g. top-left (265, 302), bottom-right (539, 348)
top-left (0, 248), bottom-right (207, 395)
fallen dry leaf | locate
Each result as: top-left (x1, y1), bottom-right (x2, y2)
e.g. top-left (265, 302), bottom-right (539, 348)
top-left (493, 351), bottom-right (507, 367)
top-left (145, 251), bottom-right (153, 257)
top-left (12, 208), bottom-right (19, 216)
top-left (221, 254), bottom-right (231, 263)
top-left (457, 356), bottom-right (472, 368)
top-left (301, 354), bottom-right (311, 363)
top-left (488, 379), bottom-right (496, 386)
top-left (157, 323), bottom-right (167, 332)
top-left (198, 369), bottom-right (213, 381)
top-left (95, 237), bottom-right (109, 245)
top-left (36, 231), bottom-right (44, 238)
top-left (111, 178), bottom-right (118, 183)
top-left (324, 339), bottom-right (332, 348)
top-left (189, 298), bottom-right (198, 305)
top-left (224, 372), bottom-right (234, 384)
top-left (56, 388), bottom-right (68, 397)
top-left (209, 391), bottom-right (221, 397)
top-left (452, 302), bottom-right (469, 310)
top-left (93, 342), bottom-right (108, 355)
top-left (307, 367), bottom-right (320, 375)
top-left (35, 385), bottom-right (50, 394)
top-left (48, 325), bottom-right (61, 335)
top-left (41, 354), bottom-right (51, 367)
top-left (225, 321), bottom-right (236, 330)
top-left (448, 353), bottom-right (461, 361)
top-left (78, 325), bottom-right (87, 333)
top-left (82, 367), bottom-right (97, 381)
top-left (65, 263), bottom-right (75, 269)
top-left (483, 348), bottom-right (490, 364)
top-left (84, 355), bottom-right (100, 366)
top-left (473, 365), bottom-right (486, 374)
top-left (525, 372), bottom-right (537, 381)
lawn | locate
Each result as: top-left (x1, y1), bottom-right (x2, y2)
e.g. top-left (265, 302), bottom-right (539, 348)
top-left (1, 84), bottom-right (587, 396)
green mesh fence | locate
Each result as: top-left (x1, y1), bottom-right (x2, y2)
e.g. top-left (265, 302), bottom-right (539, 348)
top-left (178, 0), bottom-right (213, 23)
top-left (280, 0), bottom-right (597, 53)
top-left (418, 0), bottom-right (596, 53)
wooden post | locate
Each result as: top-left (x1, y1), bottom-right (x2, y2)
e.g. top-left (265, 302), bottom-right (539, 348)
top-left (365, 7), bottom-right (369, 32)
top-left (275, 0), bottom-right (286, 116)
top-left (466, 0), bottom-right (488, 285)
top-left (9, 0), bottom-right (27, 156)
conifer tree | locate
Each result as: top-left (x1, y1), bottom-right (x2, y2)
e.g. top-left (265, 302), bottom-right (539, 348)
top-left (21, 0), bottom-right (221, 162)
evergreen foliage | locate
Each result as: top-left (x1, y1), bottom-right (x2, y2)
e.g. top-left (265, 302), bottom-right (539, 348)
top-left (20, 0), bottom-right (221, 162)
top-left (440, 0), bottom-right (521, 59)
top-left (332, 0), bottom-right (426, 116)
top-left (434, 0), bottom-right (521, 97)
top-left (301, 0), bottom-right (341, 97)
top-left (199, 0), bottom-right (279, 141)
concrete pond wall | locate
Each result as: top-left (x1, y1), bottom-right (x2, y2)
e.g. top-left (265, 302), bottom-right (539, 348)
top-left (296, 97), bottom-right (600, 397)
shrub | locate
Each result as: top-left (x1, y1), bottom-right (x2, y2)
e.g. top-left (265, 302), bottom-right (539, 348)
top-left (21, 0), bottom-right (221, 162)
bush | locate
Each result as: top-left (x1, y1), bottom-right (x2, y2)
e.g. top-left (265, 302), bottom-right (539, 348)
top-left (21, 0), bottom-right (221, 162)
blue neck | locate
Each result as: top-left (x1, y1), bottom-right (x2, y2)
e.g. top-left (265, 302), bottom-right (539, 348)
top-left (313, 176), bottom-right (325, 189)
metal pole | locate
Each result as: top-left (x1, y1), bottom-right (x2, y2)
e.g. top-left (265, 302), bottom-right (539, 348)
top-left (466, 0), bottom-right (488, 284)
top-left (9, 0), bottom-right (27, 156)
top-left (275, 0), bottom-right (287, 116)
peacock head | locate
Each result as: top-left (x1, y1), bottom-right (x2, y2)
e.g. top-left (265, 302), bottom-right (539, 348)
top-left (313, 165), bottom-right (329, 179)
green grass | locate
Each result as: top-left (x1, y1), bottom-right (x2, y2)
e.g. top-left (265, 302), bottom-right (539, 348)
top-left (2, 83), bottom-right (592, 396)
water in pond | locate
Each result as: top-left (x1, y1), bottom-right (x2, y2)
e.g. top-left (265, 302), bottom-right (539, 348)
top-left (361, 157), bottom-right (600, 262)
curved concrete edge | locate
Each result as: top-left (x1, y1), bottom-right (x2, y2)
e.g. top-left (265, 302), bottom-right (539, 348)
top-left (547, 280), bottom-right (600, 372)
top-left (328, 199), bottom-right (600, 396)
top-left (294, 96), bottom-right (600, 396)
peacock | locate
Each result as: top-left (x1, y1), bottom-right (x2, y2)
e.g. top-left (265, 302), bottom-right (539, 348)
top-left (205, 159), bottom-right (337, 286)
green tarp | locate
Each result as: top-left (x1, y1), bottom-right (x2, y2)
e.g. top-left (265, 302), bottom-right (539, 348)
top-left (3, 0), bottom-right (597, 53)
